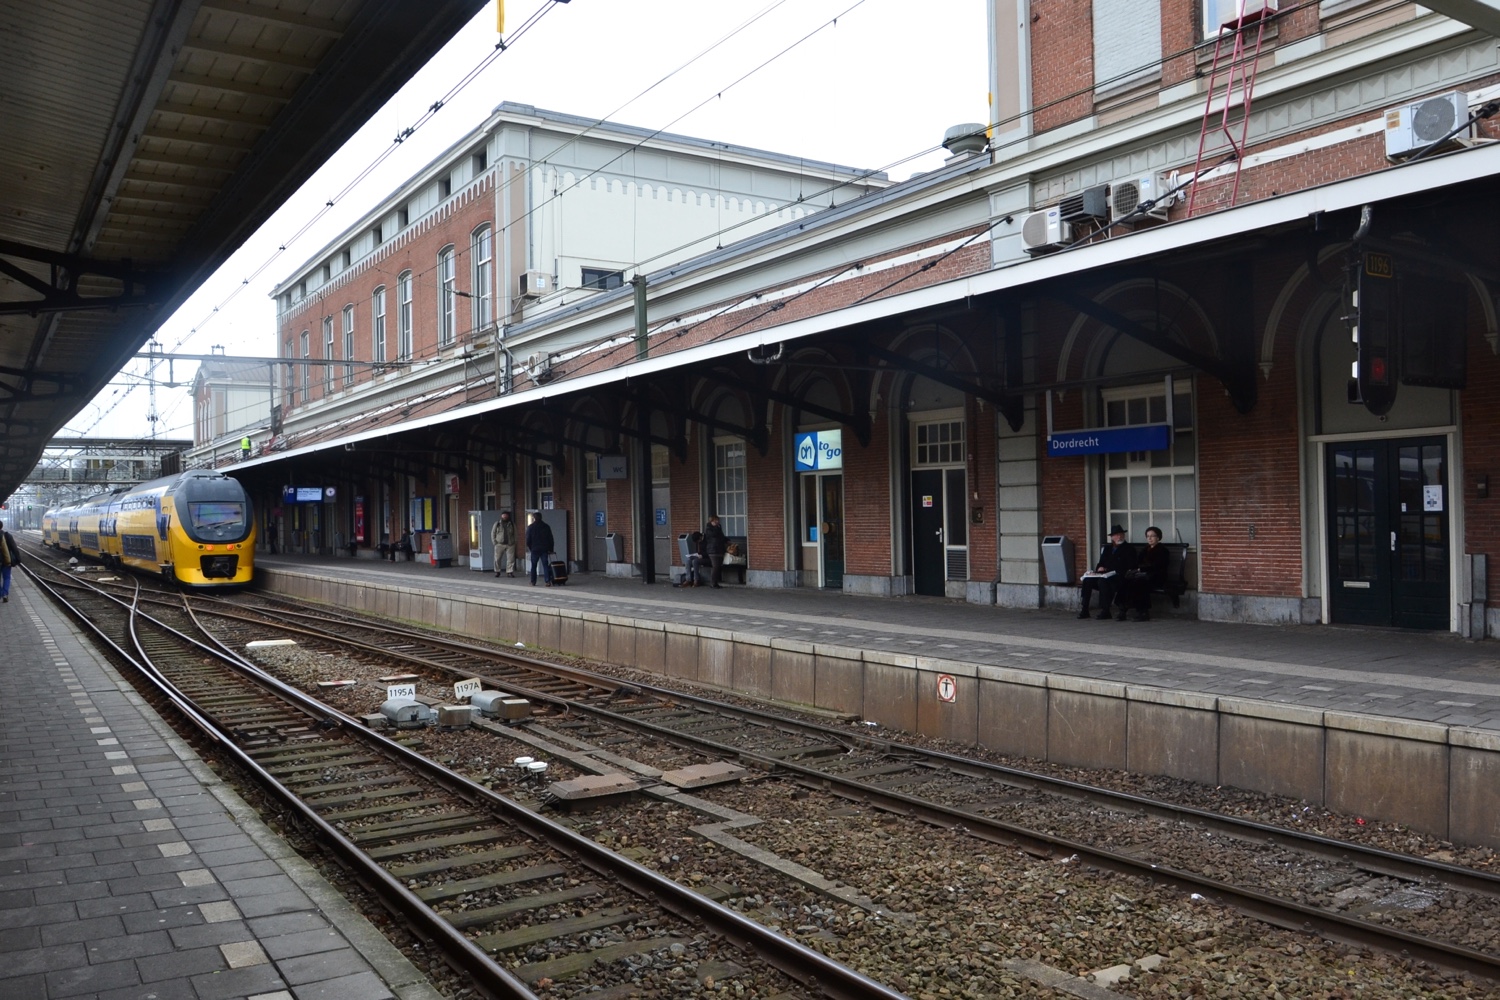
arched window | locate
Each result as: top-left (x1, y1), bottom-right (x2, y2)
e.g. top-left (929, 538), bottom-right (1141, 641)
top-left (397, 270), bottom-right (413, 360)
top-left (371, 286), bottom-right (386, 363)
top-left (438, 246), bottom-right (456, 346)
top-left (472, 226), bottom-right (493, 332)
top-left (322, 316), bottom-right (334, 392)
top-left (342, 305), bottom-right (355, 386)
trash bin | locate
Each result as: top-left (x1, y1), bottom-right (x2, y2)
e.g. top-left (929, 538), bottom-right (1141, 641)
top-left (604, 532), bottom-right (623, 562)
top-left (1040, 535), bottom-right (1075, 585)
top-left (430, 530), bottom-right (453, 569)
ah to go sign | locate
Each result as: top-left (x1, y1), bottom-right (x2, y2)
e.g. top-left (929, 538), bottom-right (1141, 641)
top-left (794, 429), bottom-right (842, 471)
top-left (1046, 424), bottom-right (1171, 457)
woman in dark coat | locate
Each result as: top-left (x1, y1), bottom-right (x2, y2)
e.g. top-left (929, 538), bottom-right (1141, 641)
top-left (702, 515), bottom-right (727, 589)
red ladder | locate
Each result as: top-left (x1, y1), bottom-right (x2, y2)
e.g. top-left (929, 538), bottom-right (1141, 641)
top-left (1186, 2), bottom-right (1276, 217)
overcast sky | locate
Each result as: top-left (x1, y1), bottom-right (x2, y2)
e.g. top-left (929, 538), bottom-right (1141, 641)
top-left (73, 0), bottom-right (990, 441)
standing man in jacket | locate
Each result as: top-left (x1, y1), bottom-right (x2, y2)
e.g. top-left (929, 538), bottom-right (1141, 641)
top-left (0, 520), bottom-right (19, 603)
top-left (525, 512), bottom-right (555, 587)
top-left (491, 510), bottom-right (517, 577)
top-left (702, 515), bottom-right (727, 589)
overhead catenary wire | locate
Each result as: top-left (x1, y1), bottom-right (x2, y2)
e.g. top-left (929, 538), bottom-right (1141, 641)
top-left (109, 0), bottom-right (1425, 441)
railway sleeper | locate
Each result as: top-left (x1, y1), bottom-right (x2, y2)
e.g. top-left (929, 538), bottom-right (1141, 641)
top-left (513, 934), bottom-right (685, 985)
top-left (321, 797), bottom-right (450, 823)
top-left (349, 812), bottom-right (489, 845)
top-left (444, 884), bottom-right (606, 930)
top-left (386, 843), bottom-right (536, 878)
top-left (414, 862), bottom-right (570, 903)
top-left (365, 827), bottom-right (509, 860)
top-left (475, 905), bottom-right (636, 952)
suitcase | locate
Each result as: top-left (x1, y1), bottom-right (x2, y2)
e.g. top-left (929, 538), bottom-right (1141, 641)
top-left (549, 558), bottom-right (568, 585)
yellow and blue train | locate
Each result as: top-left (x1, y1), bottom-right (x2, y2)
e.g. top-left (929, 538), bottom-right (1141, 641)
top-left (43, 470), bottom-right (255, 587)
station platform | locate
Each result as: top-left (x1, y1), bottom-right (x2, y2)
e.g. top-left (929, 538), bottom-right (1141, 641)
top-left (0, 574), bottom-right (442, 1000)
top-left (262, 552), bottom-right (1500, 730)
top-left (258, 551), bottom-right (1500, 850)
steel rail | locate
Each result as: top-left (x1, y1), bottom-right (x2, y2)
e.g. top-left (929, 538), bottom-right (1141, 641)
top-left (88, 580), bottom-right (913, 1000)
top-left (199, 591), bottom-right (1500, 984)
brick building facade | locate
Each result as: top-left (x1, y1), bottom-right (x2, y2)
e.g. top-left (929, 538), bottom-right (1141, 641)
top-left (223, 2), bottom-right (1500, 635)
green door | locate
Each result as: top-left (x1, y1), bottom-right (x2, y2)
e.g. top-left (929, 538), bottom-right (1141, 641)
top-left (1327, 438), bottom-right (1449, 630)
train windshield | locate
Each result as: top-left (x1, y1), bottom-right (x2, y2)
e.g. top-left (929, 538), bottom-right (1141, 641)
top-left (187, 501), bottom-right (247, 539)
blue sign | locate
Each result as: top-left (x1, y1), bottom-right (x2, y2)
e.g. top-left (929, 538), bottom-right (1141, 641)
top-left (655, 508), bottom-right (668, 525)
top-left (594, 510), bottom-right (606, 527)
top-left (794, 429), bottom-right (843, 471)
top-left (1046, 424), bottom-right (1171, 457)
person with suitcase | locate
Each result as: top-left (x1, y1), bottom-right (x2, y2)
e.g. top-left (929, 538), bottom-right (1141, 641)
top-left (525, 512), bottom-right (555, 587)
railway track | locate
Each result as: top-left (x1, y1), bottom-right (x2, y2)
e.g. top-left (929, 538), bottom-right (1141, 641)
top-left (188, 588), bottom-right (1500, 987)
top-left (22, 554), bottom-right (911, 1000)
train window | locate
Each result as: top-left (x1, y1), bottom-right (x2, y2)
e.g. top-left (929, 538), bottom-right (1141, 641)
top-left (188, 502), bottom-right (246, 539)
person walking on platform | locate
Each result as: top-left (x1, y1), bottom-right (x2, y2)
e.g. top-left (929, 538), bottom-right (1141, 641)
top-left (491, 510), bottom-right (517, 577)
top-left (702, 515), bottom-right (727, 589)
top-left (0, 520), bottom-right (19, 603)
top-left (525, 512), bottom-right (555, 587)
top-left (1078, 524), bottom-right (1136, 620)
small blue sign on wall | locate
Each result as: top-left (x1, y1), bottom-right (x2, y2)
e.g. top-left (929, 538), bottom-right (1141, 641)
top-left (594, 510), bottom-right (606, 527)
top-left (655, 508), bottom-right (668, 525)
top-left (794, 429), bottom-right (843, 471)
top-left (1046, 424), bottom-right (1171, 457)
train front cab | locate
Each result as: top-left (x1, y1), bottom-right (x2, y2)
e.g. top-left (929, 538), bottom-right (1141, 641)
top-left (167, 474), bottom-right (255, 587)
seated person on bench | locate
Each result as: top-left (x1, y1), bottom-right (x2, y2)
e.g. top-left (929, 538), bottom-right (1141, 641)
top-left (1078, 524), bottom-right (1136, 620)
top-left (1118, 525), bottom-right (1170, 621)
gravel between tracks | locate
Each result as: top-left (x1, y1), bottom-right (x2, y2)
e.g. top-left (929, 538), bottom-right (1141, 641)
top-left (230, 635), bottom-right (1500, 999)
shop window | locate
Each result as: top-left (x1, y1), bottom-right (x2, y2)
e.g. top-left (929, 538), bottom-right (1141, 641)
top-left (1103, 384), bottom-right (1197, 546)
top-left (714, 439), bottom-right (747, 537)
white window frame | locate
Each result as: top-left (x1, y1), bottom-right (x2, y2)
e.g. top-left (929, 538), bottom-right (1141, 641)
top-left (472, 226), bottom-right (493, 333)
top-left (299, 330), bottom-right (310, 394)
top-left (438, 246), bottom-right (456, 347)
top-left (372, 286), bottom-right (386, 364)
top-left (535, 460), bottom-right (554, 510)
top-left (1101, 382), bottom-right (1198, 548)
top-left (397, 270), bottom-right (413, 360)
top-left (322, 316), bottom-right (334, 392)
top-left (713, 437), bottom-right (748, 538)
top-left (342, 305), bottom-right (355, 387)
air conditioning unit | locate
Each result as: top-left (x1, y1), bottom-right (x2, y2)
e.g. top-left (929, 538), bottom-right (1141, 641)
top-left (1058, 185), bottom-right (1109, 223)
top-left (1020, 208), bottom-right (1072, 255)
top-left (517, 269), bottom-right (550, 299)
top-left (1109, 174), bottom-right (1172, 221)
top-left (1384, 91), bottom-right (1469, 159)
top-left (527, 352), bottom-right (555, 385)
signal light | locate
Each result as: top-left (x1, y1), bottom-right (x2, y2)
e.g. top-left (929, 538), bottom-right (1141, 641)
top-left (1348, 250), bottom-right (1397, 416)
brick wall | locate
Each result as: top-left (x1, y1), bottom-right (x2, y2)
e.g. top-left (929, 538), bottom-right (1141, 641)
top-left (1461, 290), bottom-right (1500, 607)
top-left (746, 413), bottom-right (786, 572)
top-left (1031, 0), bottom-right (1095, 133)
top-left (843, 409), bottom-right (894, 577)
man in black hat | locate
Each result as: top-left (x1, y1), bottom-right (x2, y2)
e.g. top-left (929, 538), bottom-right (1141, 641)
top-left (1078, 524), bottom-right (1137, 620)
